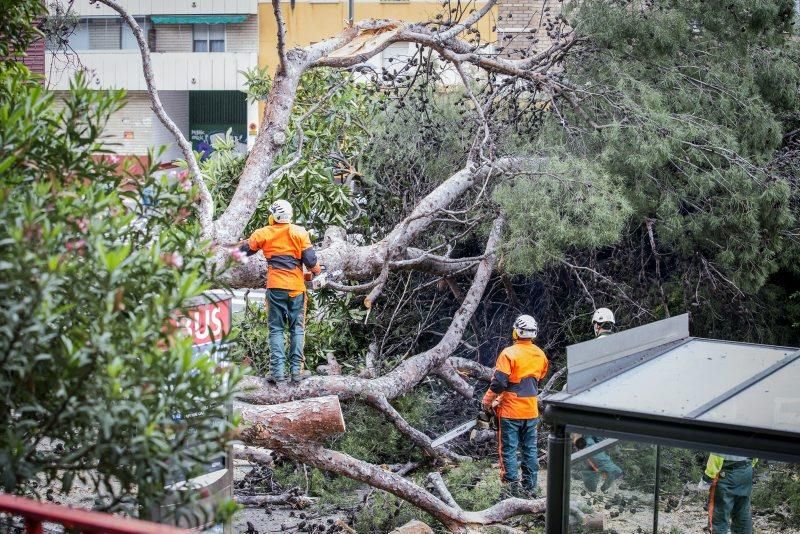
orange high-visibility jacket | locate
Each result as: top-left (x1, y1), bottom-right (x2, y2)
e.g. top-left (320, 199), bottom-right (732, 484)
top-left (247, 223), bottom-right (321, 295)
top-left (482, 339), bottom-right (549, 419)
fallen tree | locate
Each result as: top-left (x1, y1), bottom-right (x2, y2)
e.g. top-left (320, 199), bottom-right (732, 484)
top-left (80, 0), bottom-right (573, 528)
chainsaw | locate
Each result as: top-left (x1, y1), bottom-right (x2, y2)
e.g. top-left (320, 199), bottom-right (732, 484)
top-left (430, 411), bottom-right (497, 448)
top-left (305, 267), bottom-right (343, 290)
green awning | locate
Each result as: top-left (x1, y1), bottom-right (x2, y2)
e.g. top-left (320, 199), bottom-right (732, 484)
top-left (150, 15), bottom-right (247, 24)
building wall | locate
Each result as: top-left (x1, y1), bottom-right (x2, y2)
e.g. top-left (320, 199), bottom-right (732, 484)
top-left (154, 24), bottom-right (193, 53)
top-left (227, 15), bottom-right (259, 53)
top-left (497, 0), bottom-right (559, 58)
top-left (153, 91), bottom-right (190, 162)
top-left (62, 0), bottom-right (257, 16)
top-left (257, 1), bottom-right (496, 73)
top-left (154, 16), bottom-right (258, 53)
top-left (22, 37), bottom-right (46, 76)
top-left (53, 91), bottom-right (156, 157)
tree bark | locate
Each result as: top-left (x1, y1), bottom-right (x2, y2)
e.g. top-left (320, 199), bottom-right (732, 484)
top-left (235, 396), bottom-right (345, 449)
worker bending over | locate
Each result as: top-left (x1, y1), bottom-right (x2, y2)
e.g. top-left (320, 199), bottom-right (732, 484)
top-left (482, 315), bottom-right (549, 498)
top-left (240, 200), bottom-right (321, 384)
top-left (699, 453), bottom-right (756, 534)
top-left (574, 308), bottom-right (624, 493)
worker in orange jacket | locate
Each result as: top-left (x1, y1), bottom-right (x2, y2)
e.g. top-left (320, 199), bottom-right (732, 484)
top-left (482, 314), bottom-right (549, 497)
top-left (239, 200), bottom-right (321, 384)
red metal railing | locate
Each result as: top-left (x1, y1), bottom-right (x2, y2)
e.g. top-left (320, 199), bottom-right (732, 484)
top-left (0, 494), bottom-right (187, 533)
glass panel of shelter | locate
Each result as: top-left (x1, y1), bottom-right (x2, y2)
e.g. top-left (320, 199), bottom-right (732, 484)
top-left (568, 434), bottom-right (655, 533)
top-left (564, 430), bottom-right (799, 533)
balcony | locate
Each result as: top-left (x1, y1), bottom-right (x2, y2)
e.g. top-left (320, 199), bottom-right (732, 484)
top-left (45, 50), bottom-right (257, 91)
top-left (67, 0), bottom-right (257, 16)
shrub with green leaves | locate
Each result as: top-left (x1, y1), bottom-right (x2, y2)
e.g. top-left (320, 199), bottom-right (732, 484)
top-left (0, 61), bottom-right (239, 521)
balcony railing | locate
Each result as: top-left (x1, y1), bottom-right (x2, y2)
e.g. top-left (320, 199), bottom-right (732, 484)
top-left (45, 51), bottom-right (257, 91)
top-left (0, 494), bottom-right (187, 534)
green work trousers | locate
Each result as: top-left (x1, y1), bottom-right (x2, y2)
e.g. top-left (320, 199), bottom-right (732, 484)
top-left (267, 289), bottom-right (306, 380)
top-left (579, 435), bottom-right (623, 492)
top-left (709, 461), bottom-right (753, 534)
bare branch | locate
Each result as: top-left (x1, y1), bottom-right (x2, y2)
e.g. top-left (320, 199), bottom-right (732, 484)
top-left (436, 0), bottom-right (498, 42)
top-left (426, 472), bottom-right (461, 511)
top-left (271, 0), bottom-right (288, 74)
top-left (433, 360), bottom-right (474, 399)
top-left (263, 439), bottom-right (545, 532)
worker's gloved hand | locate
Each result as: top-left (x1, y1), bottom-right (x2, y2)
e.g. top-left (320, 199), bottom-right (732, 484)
top-left (229, 247), bottom-right (249, 264)
top-left (481, 401), bottom-right (493, 415)
top-left (685, 478), bottom-right (711, 492)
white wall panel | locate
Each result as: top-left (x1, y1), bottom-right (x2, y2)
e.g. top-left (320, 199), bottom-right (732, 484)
top-left (46, 51), bottom-right (257, 91)
top-left (59, 0), bottom-right (257, 16)
top-left (153, 91), bottom-right (190, 161)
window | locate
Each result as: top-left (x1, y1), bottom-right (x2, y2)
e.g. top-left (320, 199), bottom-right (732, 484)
top-left (63, 17), bottom-right (146, 51)
top-left (88, 18), bottom-right (121, 49)
top-left (193, 24), bottom-right (225, 52)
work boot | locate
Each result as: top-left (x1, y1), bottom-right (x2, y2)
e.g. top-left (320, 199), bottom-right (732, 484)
top-left (522, 486), bottom-right (542, 499)
top-left (267, 375), bottom-right (287, 385)
top-left (291, 370), bottom-right (312, 383)
top-left (501, 481), bottom-right (523, 500)
top-left (601, 473), bottom-right (623, 493)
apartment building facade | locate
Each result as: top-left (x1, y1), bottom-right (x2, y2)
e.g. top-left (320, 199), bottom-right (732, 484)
top-left (46, 0), bottom-right (260, 164)
top-left (257, 0), bottom-right (496, 84)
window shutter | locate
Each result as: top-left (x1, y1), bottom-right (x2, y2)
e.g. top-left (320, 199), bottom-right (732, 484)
top-left (89, 19), bottom-right (121, 50)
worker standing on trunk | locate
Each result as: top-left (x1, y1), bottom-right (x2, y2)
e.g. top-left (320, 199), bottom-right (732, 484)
top-left (574, 308), bottom-right (624, 493)
top-left (482, 315), bottom-right (549, 498)
top-left (239, 200), bottom-right (321, 384)
top-left (699, 453), bottom-right (756, 534)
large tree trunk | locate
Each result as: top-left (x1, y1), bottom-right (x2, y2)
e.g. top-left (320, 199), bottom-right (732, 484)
top-left (235, 395), bottom-right (345, 449)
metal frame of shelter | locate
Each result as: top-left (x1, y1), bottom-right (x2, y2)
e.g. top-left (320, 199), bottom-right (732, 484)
top-left (542, 314), bottom-right (800, 533)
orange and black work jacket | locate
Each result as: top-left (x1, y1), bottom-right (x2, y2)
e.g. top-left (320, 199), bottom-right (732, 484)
top-left (247, 223), bottom-right (321, 296)
top-left (482, 339), bottom-right (549, 420)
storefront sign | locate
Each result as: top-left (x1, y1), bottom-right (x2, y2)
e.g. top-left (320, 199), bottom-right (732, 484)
top-left (175, 298), bottom-right (232, 347)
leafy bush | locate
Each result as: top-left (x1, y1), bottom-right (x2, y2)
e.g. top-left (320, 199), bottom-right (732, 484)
top-left (229, 292), bottom-right (370, 375)
top-left (0, 62), bottom-right (239, 520)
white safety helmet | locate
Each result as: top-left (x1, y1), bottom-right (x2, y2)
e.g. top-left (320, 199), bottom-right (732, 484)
top-left (513, 314), bottom-right (539, 339)
top-left (591, 307), bottom-right (615, 326)
top-left (269, 199), bottom-right (293, 224)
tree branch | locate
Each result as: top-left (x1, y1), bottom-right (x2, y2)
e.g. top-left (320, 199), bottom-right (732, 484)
top-left (366, 395), bottom-right (467, 462)
top-left (237, 216), bottom-right (504, 405)
top-left (271, 0), bottom-right (288, 74)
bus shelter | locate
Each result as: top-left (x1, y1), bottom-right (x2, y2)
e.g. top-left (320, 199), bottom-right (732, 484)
top-left (542, 314), bottom-right (800, 533)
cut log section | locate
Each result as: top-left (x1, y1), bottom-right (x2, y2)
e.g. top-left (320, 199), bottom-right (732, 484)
top-left (236, 395), bottom-right (346, 449)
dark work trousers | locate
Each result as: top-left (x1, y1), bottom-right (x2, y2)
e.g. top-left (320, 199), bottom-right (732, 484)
top-left (498, 417), bottom-right (539, 491)
top-left (267, 289), bottom-right (306, 380)
top-left (709, 461), bottom-right (753, 534)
